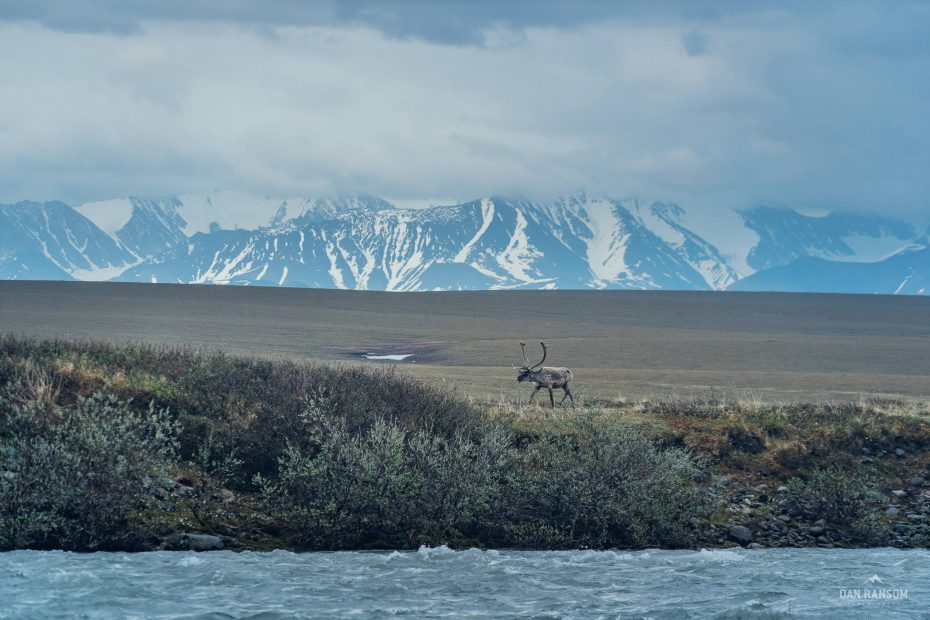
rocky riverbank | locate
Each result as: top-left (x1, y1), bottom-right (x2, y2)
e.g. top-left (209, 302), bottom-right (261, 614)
top-left (137, 470), bottom-right (930, 552)
top-left (712, 478), bottom-right (930, 549)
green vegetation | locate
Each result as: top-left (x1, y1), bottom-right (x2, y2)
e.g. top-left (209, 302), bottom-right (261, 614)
top-left (0, 393), bottom-right (176, 550)
top-left (2, 335), bottom-right (929, 552)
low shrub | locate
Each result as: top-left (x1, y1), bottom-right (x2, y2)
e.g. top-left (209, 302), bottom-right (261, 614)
top-left (260, 405), bottom-right (709, 550)
top-left (506, 411), bottom-right (709, 548)
top-left (782, 465), bottom-right (867, 526)
top-left (257, 397), bottom-right (513, 548)
top-left (0, 335), bottom-right (485, 487)
top-left (0, 387), bottom-right (178, 550)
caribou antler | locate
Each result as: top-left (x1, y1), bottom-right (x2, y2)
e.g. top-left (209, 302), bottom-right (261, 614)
top-left (516, 341), bottom-right (530, 368)
top-left (530, 341), bottom-right (548, 369)
top-left (515, 340), bottom-right (549, 369)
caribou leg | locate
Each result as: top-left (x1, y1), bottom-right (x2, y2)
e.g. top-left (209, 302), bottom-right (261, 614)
top-left (560, 387), bottom-right (574, 405)
top-left (529, 385), bottom-right (541, 403)
top-left (548, 388), bottom-right (555, 407)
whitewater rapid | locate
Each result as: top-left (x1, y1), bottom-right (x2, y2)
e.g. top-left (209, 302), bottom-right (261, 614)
top-left (1, 546), bottom-right (927, 618)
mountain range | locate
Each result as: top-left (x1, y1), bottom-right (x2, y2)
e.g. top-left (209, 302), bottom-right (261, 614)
top-left (1, 191), bottom-right (924, 294)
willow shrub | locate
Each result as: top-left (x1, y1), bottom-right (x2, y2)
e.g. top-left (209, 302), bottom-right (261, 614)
top-left (783, 465), bottom-right (867, 526)
top-left (257, 397), bottom-right (513, 549)
top-left (505, 412), bottom-right (708, 549)
top-left (0, 388), bottom-right (178, 550)
top-left (260, 402), bottom-right (708, 550)
top-left (0, 335), bottom-right (486, 487)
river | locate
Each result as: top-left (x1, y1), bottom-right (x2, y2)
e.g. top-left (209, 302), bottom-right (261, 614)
top-left (1, 547), bottom-right (927, 618)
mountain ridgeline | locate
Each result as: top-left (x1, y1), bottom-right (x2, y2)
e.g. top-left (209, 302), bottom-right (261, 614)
top-left (0, 192), bottom-right (922, 294)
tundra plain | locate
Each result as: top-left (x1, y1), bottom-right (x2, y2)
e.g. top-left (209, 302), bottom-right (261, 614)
top-left (2, 281), bottom-right (930, 402)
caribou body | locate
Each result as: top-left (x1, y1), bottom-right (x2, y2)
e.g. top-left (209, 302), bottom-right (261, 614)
top-left (513, 341), bottom-right (574, 407)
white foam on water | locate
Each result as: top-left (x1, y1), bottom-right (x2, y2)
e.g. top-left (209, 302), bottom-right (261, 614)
top-left (695, 548), bottom-right (748, 563)
top-left (365, 354), bottom-right (413, 361)
top-left (417, 544), bottom-right (454, 559)
top-left (178, 556), bottom-right (205, 567)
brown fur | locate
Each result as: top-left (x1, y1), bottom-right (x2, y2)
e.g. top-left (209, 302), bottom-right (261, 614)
top-left (514, 341), bottom-right (574, 407)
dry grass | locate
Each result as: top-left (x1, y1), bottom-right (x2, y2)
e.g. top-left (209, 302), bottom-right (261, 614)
top-left (3, 281), bottom-right (930, 401)
top-left (491, 397), bottom-right (930, 483)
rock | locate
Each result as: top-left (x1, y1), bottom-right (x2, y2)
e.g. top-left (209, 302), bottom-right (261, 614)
top-left (778, 515), bottom-right (791, 522)
top-left (213, 488), bottom-right (236, 504)
top-left (909, 477), bottom-right (925, 487)
top-left (892, 489), bottom-right (907, 498)
top-left (176, 485), bottom-right (196, 498)
top-left (862, 457), bottom-right (874, 463)
top-left (728, 525), bottom-right (753, 544)
top-left (776, 486), bottom-right (789, 493)
top-left (1, 470), bottom-right (16, 481)
top-left (162, 502), bottom-right (177, 513)
top-left (865, 491), bottom-right (884, 502)
top-left (886, 506), bottom-right (900, 516)
top-left (895, 448), bottom-right (906, 457)
top-left (814, 519), bottom-right (826, 526)
top-left (809, 526), bottom-right (825, 536)
top-left (747, 543), bottom-right (765, 550)
top-left (690, 469), bottom-right (705, 482)
top-left (163, 533), bottom-right (224, 551)
top-left (907, 513), bottom-right (925, 521)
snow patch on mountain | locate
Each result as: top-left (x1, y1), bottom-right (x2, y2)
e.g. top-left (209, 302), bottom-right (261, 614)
top-left (579, 198), bottom-right (629, 283)
top-left (832, 234), bottom-right (914, 263)
top-left (5, 192), bottom-right (923, 294)
top-left (496, 208), bottom-right (541, 283)
top-left (453, 198), bottom-right (494, 263)
top-left (74, 198), bottom-right (135, 236)
top-left (739, 206), bottom-right (915, 271)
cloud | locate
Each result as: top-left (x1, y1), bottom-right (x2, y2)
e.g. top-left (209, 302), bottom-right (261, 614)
top-left (0, 0), bottom-right (746, 42)
top-left (681, 30), bottom-right (709, 56)
top-left (0, 1), bottom-right (928, 225)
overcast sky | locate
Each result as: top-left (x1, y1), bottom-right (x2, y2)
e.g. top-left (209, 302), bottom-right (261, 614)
top-left (1, 0), bottom-right (928, 220)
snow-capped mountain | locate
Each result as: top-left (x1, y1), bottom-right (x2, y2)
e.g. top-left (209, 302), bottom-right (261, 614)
top-left (115, 195), bottom-right (738, 291)
top-left (73, 191), bottom-right (394, 260)
top-left (738, 206), bottom-right (915, 271)
top-left (730, 232), bottom-right (930, 295)
top-left (1, 191), bottom-right (924, 294)
top-left (0, 200), bottom-right (135, 280)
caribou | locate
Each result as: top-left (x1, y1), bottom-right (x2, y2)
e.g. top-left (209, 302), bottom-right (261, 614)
top-left (513, 341), bottom-right (574, 407)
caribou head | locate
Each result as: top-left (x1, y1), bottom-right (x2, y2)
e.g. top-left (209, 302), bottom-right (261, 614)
top-left (513, 341), bottom-right (574, 407)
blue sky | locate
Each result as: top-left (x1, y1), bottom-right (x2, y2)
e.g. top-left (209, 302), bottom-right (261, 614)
top-left (1, 1), bottom-right (928, 220)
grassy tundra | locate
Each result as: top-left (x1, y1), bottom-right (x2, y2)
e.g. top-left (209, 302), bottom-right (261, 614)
top-left (4, 281), bottom-right (930, 401)
top-left (2, 335), bottom-right (929, 552)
